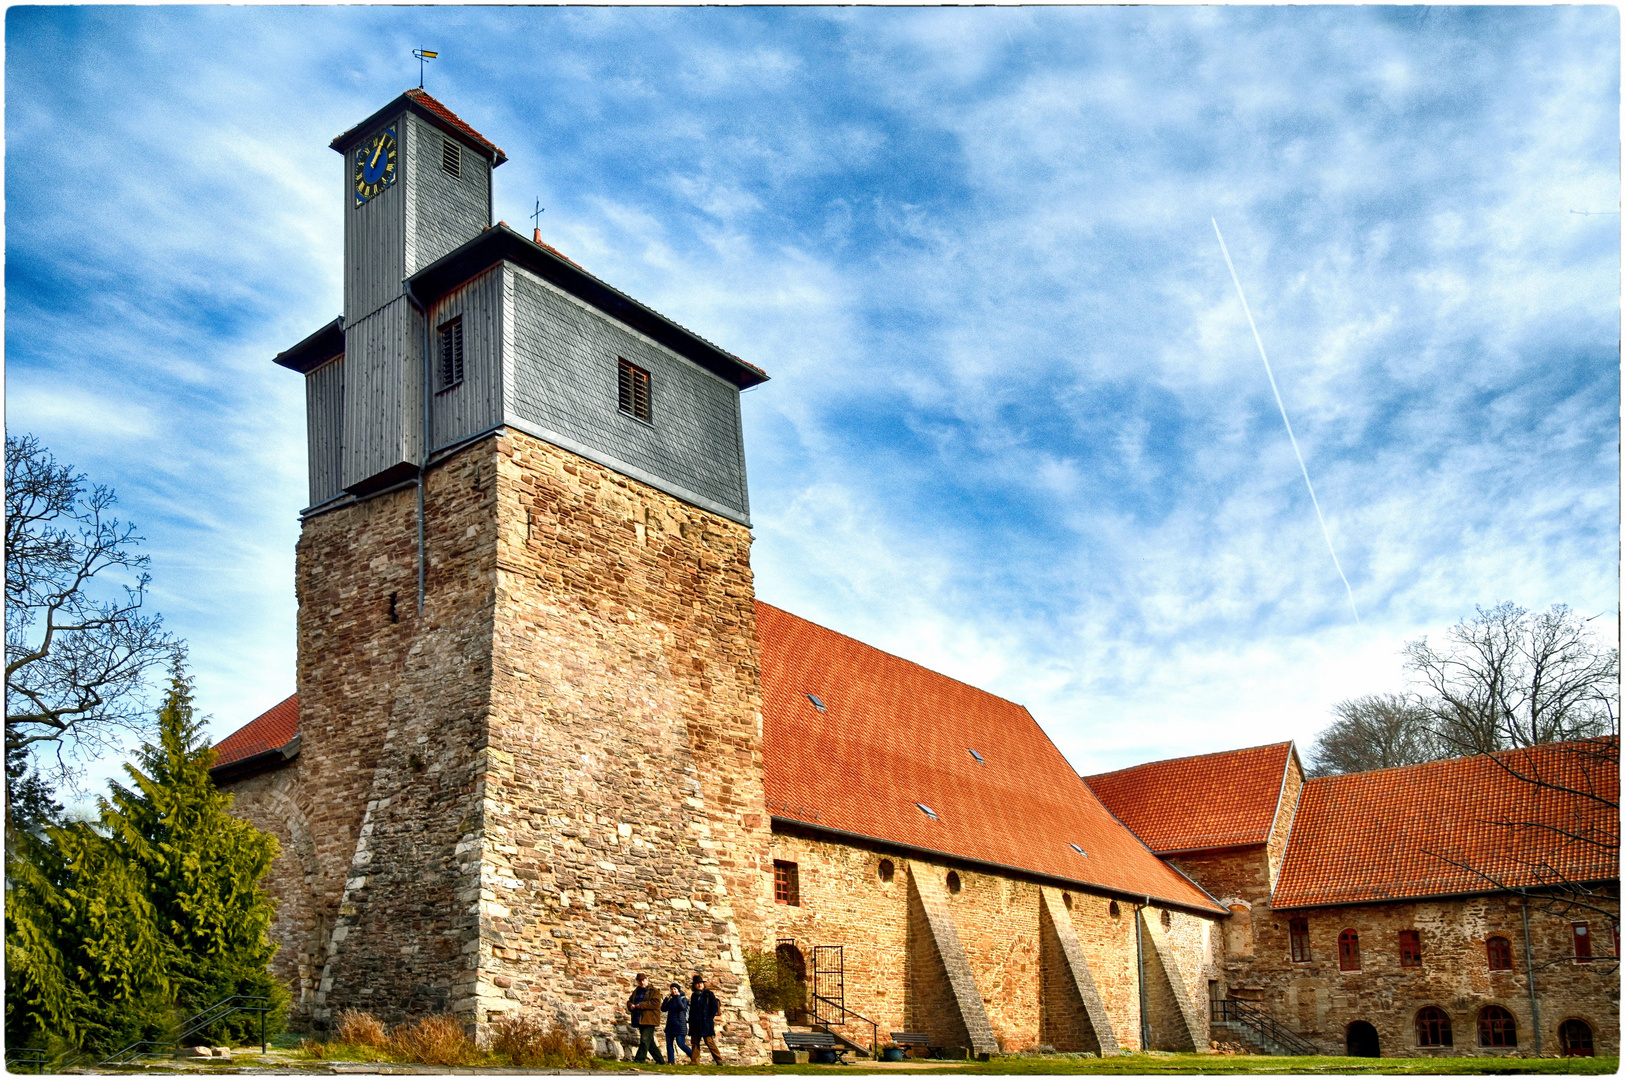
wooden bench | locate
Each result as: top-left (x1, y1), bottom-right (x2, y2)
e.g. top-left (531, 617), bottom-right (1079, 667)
top-left (890, 1032), bottom-right (930, 1058)
top-left (783, 1031), bottom-right (848, 1064)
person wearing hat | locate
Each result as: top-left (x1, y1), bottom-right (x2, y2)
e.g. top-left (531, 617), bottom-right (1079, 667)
top-left (688, 974), bottom-right (723, 1065)
top-left (662, 981), bottom-right (692, 1065)
top-left (626, 973), bottom-right (665, 1064)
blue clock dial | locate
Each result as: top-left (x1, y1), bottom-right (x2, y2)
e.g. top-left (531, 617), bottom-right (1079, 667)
top-left (353, 127), bottom-right (398, 206)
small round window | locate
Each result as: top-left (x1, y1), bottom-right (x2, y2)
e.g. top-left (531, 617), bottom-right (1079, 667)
top-left (877, 858), bottom-right (895, 883)
top-left (946, 871), bottom-right (962, 895)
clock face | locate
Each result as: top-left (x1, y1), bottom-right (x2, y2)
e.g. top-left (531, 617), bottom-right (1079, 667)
top-left (353, 127), bottom-right (398, 206)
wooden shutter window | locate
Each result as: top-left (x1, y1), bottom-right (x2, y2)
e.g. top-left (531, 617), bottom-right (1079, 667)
top-left (438, 318), bottom-right (464, 389)
top-left (617, 358), bottom-right (652, 423)
top-left (441, 138), bottom-right (462, 178)
top-left (1399, 929), bottom-right (1421, 968)
top-left (1289, 918), bottom-right (1310, 963)
top-left (773, 860), bottom-right (800, 906)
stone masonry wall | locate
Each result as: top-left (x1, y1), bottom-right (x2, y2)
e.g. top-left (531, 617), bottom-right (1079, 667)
top-left (476, 431), bottom-right (774, 1062)
top-left (1212, 888), bottom-right (1619, 1056)
top-left (218, 762), bottom-right (322, 1011)
top-left (765, 830), bottom-right (1223, 1055)
top-left (1263, 754), bottom-right (1303, 890)
top-left (310, 445), bottom-right (499, 1023)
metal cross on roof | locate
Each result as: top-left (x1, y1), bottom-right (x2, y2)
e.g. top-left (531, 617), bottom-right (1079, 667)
top-left (531, 199), bottom-right (545, 230)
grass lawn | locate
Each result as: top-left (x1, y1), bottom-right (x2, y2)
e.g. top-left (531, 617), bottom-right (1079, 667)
top-left (590, 1053), bottom-right (1619, 1075)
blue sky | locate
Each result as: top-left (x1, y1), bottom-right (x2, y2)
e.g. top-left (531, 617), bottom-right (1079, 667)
top-left (6, 6), bottom-right (1618, 789)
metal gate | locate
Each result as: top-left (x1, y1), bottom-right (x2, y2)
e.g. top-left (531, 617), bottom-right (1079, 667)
top-left (811, 944), bottom-right (844, 1026)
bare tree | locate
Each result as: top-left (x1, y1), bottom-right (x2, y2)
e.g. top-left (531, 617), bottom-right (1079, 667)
top-left (4, 435), bottom-right (178, 829)
top-left (1404, 602), bottom-right (1618, 757)
top-left (1306, 693), bottom-right (1439, 777)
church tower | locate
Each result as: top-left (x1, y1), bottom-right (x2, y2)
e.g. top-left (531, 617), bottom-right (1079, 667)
top-left (272, 90), bottom-right (774, 1059)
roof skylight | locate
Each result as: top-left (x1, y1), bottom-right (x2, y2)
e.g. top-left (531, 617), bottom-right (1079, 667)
top-left (967, 748), bottom-right (985, 764)
top-left (1069, 843), bottom-right (1088, 857)
top-left (807, 693), bottom-right (826, 712)
top-left (916, 803), bottom-right (939, 821)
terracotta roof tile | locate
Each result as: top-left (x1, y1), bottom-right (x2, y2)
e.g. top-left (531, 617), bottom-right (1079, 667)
top-left (212, 695), bottom-right (298, 768)
top-left (403, 89), bottom-right (505, 163)
top-left (1086, 742), bottom-right (1294, 854)
top-left (758, 603), bottom-right (1221, 911)
top-left (1273, 739), bottom-right (1619, 908)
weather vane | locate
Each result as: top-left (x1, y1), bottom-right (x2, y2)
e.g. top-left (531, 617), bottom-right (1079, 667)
top-left (413, 49), bottom-right (438, 89)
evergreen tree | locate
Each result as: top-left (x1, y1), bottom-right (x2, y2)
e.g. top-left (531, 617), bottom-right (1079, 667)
top-left (101, 667), bottom-right (288, 1043)
top-left (5, 664), bottom-right (287, 1053)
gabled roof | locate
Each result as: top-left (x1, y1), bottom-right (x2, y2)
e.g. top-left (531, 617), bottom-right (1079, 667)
top-left (1273, 739), bottom-right (1619, 909)
top-left (331, 88), bottom-right (507, 166)
top-left (758, 603), bottom-right (1222, 913)
top-left (406, 224), bottom-right (768, 389)
top-left (210, 694), bottom-right (300, 782)
top-left (1085, 742), bottom-right (1295, 854)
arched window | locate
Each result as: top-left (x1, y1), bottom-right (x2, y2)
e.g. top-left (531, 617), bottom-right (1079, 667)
top-left (1289, 918), bottom-right (1310, 962)
top-left (877, 858), bottom-right (895, 883)
top-left (1486, 936), bottom-right (1513, 971)
top-left (1477, 1006), bottom-right (1516, 1048)
top-left (1559, 1019), bottom-right (1594, 1057)
top-left (945, 870), bottom-right (961, 895)
top-left (1338, 929), bottom-right (1361, 971)
top-left (1416, 1007), bottom-right (1453, 1048)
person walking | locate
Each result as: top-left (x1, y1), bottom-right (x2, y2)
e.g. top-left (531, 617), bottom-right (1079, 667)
top-left (688, 974), bottom-right (723, 1065)
top-left (626, 973), bottom-right (665, 1064)
top-left (662, 981), bottom-right (692, 1065)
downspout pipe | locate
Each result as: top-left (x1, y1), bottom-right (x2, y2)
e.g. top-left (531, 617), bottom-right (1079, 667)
top-left (403, 279), bottom-right (430, 614)
top-left (1137, 897), bottom-right (1151, 1051)
top-left (1520, 895), bottom-right (1541, 1056)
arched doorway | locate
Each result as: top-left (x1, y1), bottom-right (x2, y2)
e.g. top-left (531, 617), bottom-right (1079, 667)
top-left (1346, 1021), bottom-right (1380, 1057)
top-left (776, 941), bottom-right (809, 1024)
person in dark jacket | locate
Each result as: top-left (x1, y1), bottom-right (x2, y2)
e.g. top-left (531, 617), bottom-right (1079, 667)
top-left (626, 973), bottom-right (665, 1063)
top-left (688, 974), bottom-right (723, 1065)
top-left (662, 982), bottom-right (692, 1065)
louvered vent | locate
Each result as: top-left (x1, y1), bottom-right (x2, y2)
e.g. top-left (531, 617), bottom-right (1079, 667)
top-left (617, 358), bottom-right (652, 423)
top-left (438, 317), bottom-right (464, 389)
top-left (441, 138), bottom-right (462, 178)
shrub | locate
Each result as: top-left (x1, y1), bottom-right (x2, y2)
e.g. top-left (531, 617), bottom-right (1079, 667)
top-left (490, 1013), bottom-right (595, 1069)
top-left (388, 1014), bottom-right (478, 1066)
top-left (335, 1009), bottom-right (388, 1049)
top-left (744, 948), bottom-right (807, 1015)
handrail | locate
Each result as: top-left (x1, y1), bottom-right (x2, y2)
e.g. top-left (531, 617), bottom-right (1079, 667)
top-left (5, 1048), bottom-right (51, 1074)
top-left (809, 991), bottom-right (879, 1059)
top-left (99, 994), bottom-right (273, 1066)
top-left (1213, 999), bottom-right (1317, 1056)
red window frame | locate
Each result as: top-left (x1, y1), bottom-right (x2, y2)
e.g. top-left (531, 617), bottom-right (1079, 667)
top-left (1486, 936), bottom-right (1513, 972)
top-left (1289, 918), bottom-right (1310, 962)
top-left (1477, 1006), bottom-right (1517, 1048)
top-left (1399, 929), bottom-right (1422, 968)
top-left (1416, 1007), bottom-right (1453, 1048)
top-left (1572, 922), bottom-right (1592, 962)
top-left (773, 860), bottom-right (800, 907)
top-left (1338, 929), bottom-right (1361, 971)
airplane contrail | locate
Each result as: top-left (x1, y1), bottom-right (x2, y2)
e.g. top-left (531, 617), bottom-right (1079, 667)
top-left (1212, 218), bottom-right (1361, 624)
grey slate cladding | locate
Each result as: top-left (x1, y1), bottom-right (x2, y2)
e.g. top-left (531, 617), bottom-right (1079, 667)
top-left (405, 114), bottom-right (488, 277)
top-left (508, 269), bottom-right (750, 521)
top-left (306, 356), bottom-right (345, 505)
top-left (429, 269), bottom-right (504, 451)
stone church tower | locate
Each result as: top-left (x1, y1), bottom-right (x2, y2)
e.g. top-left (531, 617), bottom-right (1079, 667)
top-left (270, 90), bottom-right (775, 1058)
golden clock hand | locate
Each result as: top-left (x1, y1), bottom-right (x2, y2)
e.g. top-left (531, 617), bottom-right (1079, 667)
top-left (370, 140), bottom-right (384, 169)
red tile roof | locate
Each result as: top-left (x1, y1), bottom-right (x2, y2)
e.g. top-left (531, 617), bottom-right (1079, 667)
top-left (330, 89), bottom-right (506, 166)
top-left (1085, 742), bottom-right (1294, 854)
top-left (757, 603), bottom-right (1222, 911)
top-left (1273, 740), bottom-right (1620, 909)
top-left (212, 695), bottom-right (298, 768)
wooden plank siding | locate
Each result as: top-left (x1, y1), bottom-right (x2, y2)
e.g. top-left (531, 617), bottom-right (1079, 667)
top-left (305, 354), bottom-right (346, 505)
top-left (340, 296), bottom-right (422, 490)
top-left (343, 108), bottom-right (409, 327)
top-left (429, 267), bottom-right (505, 451)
